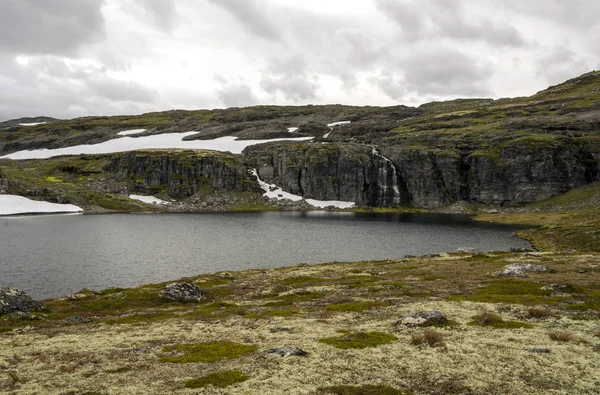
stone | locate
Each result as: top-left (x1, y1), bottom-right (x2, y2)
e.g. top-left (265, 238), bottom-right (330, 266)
top-left (132, 348), bottom-right (148, 354)
top-left (66, 316), bottom-right (93, 323)
top-left (541, 284), bottom-right (572, 293)
top-left (159, 282), bottom-right (205, 302)
top-left (396, 311), bottom-right (447, 327)
top-left (264, 346), bottom-right (307, 357)
top-left (0, 287), bottom-right (42, 315)
top-left (496, 263), bottom-right (551, 278)
top-left (269, 327), bottom-right (293, 333)
top-left (527, 348), bottom-right (551, 354)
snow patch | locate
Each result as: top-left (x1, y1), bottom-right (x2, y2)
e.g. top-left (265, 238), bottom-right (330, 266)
top-left (0, 195), bottom-right (83, 216)
top-left (324, 121), bottom-right (351, 139)
top-left (129, 195), bottom-right (169, 205)
top-left (1, 133), bottom-right (314, 160)
top-left (250, 169), bottom-right (355, 209)
top-left (117, 129), bottom-right (146, 136)
top-left (287, 127), bottom-right (299, 133)
top-left (305, 199), bottom-right (356, 209)
top-left (19, 122), bottom-right (46, 126)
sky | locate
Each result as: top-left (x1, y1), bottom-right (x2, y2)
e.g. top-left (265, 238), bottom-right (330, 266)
top-left (0, 0), bottom-right (598, 121)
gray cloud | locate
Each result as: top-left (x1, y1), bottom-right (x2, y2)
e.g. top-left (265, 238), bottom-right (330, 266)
top-left (205, 0), bottom-right (279, 41)
top-left (0, 56), bottom-right (157, 120)
top-left (370, 72), bottom-right (406, 100)
top-left (0, 0), bottom-right (105, 56)
top-left (376, 0), bottom-right (524, 47)
top-left (216, 81), bottom-right (259, 108)
top-left (260, 56), bottom-right (319, 101)
top-left (129, 0), bottom-right (179, 33)
top-left (399, 47), bottom-right (492, 97)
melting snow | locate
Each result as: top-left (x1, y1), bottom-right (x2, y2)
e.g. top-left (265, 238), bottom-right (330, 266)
top-left (250, 169), bottom-right (355, 209)
top-left (19, 122), bottom-right (47, 126)
top-left (1, 133), bottom-right (314, 160)
top-left (117, 129), bottom-right (147, 136)
top-left (0, 195), bottom-right (83, 216)
top-left (287, 127), bottom-right (299, 133)
top-left (323, 121), bottom-right (351, 139)
top-left (129, 195), bottom-right (169, 205)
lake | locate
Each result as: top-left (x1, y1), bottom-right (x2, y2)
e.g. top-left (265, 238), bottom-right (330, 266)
top-left (0, 212), bottom-right (531, 299)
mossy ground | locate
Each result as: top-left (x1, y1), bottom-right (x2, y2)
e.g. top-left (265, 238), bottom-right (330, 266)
top-left (185, 370), bottom-right (249, 389)
top-left (1, 248), bottom-right (599, 394)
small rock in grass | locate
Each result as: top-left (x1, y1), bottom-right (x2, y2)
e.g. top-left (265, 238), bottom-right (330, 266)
top-left (541, 284), bottom-right (572, 294)
top-left (527, 348), bottom-right (551, 354)
top-left (0, 287), bottom-right (42, 315)
top-left (269, 327), bottom-right (293, 333)
top-left (264, 346), bottom-right (307, 357)
top-left (159, 283), bottom-right (205, 302)
top-left (66, 316), bottom-right (92, 323)
top-left (132, 348), bottom-right (148, 354)
top-left (496, 263), bottom-right (551, 278)
top-left (396, 311), bottom-right (447, 327)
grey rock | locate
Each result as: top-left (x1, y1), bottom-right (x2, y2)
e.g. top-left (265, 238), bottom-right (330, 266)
top-left (396, 311), bottom-right (447, 327)
top-left (541, 284), bottom-right (572, 293)
top-left (66, 316), bottom-right (92, 323)
top-left (159, 283), bottom-right (205, 302)
top-left (264, 346), bottom-right (307, 357)
top-left (496, 263), bottom-right (551, 278)
top-left (132, 348), bottom-right (148, 354)
top-left (269, 327), bottom-right (293, 333)
top-left (0, 287), bottom-right (42, 315)
top-left (527, 348), bottom-right (551, 354)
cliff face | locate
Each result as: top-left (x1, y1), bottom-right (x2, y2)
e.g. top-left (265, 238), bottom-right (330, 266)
top-left (107, 150), bottom-right (257, 198)
top-left (243, 136), bottom-right (600, 209)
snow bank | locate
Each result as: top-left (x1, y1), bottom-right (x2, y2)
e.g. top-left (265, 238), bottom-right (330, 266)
top-left (0, 195), bottom-right (83, 216)
top-left (19, 122), bottom-right (46, 126)
top-left (117, 129), bottom-right (147, 136)
top-left (1, 133), bottom-right (314, 160)
top-left (287, 127), bottom-right (299, 133)
top-left (250, 169), bottom-right (355, 209)
top-left (129, 195), bottom-right (169, 205)
top-left (305, 199), bottom-right (355, 209)
top-left (324, 121), bottom-right (351, 139)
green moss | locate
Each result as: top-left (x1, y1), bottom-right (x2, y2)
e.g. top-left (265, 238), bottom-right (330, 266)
top-left (467, 313), bottom-right (533, 329)
top-left (265, 291), bottom-right (326, 307)
top-left (159, 341), bottom-right (257, 363)
top-left (319, 331), bottom-right (397, 349)
top-left (325, 301), bottom-right (387, 312)
top-left (244, 308), bottom-right (301, 319)
top-left (317, 385), bottom-right (413, 395)
top-left (281, 276), bottom-right (328, 287)
top-left (448, 279), bottom-right (566, 305)
top-left (185, 370), bottom-right (249, 389)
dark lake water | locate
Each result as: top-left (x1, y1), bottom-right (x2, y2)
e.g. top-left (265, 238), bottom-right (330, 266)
top-left (0, 212), bottom-right (531, 299)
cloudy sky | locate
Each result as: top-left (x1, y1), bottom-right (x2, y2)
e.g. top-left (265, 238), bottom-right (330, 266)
top-left (0, 0), bottom-right (598, 121)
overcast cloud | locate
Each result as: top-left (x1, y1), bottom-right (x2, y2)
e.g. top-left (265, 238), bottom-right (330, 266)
top-left (0, 0), bottom-right (598, 120)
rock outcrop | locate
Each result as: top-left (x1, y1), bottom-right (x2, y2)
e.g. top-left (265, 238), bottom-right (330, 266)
top-left (159, 283), bottom-right (205, 302)
top-left (395, 311), bottom-right (448, 327)
top-left (0, 287), bottom-right (42, 315)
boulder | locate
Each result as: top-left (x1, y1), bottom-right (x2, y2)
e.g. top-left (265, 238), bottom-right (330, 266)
top-left (264, 346), bottom-right (307, 357)
top-left (0, 287), bottom-right (42, 315)
top-left (396, 311), bottom-right (447, 327)
top-left (159, 283), bottom-right (205, 302)
top-left (497, 263), bottom-right (551, 278)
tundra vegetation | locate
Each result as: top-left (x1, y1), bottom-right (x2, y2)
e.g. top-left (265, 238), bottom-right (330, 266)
top-left (1, 72), bottom-right (600, 394)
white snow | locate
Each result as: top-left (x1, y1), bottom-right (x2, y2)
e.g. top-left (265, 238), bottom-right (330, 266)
top-left (19, 122), bottom-right (46, 126)
top-left (324, 121), bottom-right (351, 139)
top-left (0, 195), bottom-right (83, 216)
top-left (327, 121), bottom-right (351, 128)
top-left (250, 170), bottom-right (303, 201)
top-left (1, 133), bottom-right (314, 160)
top-left (250, 169), bottom-right (355, 209)
top-left (287, 127), bottom-right (299, 133)
top-left (129, 195), bottom-right (169, 205)
top-left (305, 199), bottom-right (356, 209)
top-left (117, 129), bottom-right (147, 136)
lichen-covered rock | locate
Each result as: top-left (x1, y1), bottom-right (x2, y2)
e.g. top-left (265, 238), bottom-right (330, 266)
top-left (497, 263), bottom-right (551, 278)
top-left (159, 283), bottom-right (205, 302)
top-left (396, 311), bottom-right (447, 327)
top-left (0, 287), bottom-right (42, 315)
top-left (264, 346), bottom-right (307, 357)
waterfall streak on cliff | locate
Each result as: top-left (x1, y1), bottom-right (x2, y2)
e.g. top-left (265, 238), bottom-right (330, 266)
top-left (370, 146), bottom-right (402, 205)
